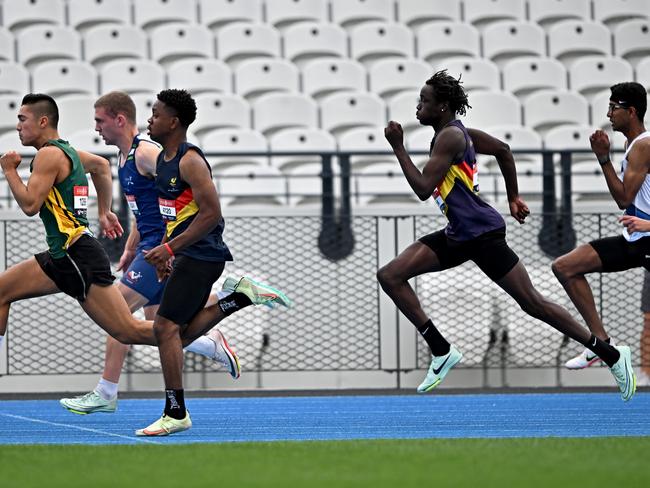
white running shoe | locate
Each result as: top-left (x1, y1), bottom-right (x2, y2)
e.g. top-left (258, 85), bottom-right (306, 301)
top-left (609, 345), bottom-right (636, 401)
top-left (207, 328), bottom-right (241, 379)
top-left (60, 391), bottom-right (117, 414)
top-left (565, 348), bottom-right (601, 369)
top-left (417, 345), bottom-right (463, 393)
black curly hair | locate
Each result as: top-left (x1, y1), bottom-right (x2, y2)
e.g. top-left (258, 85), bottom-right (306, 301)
top-left (156, 89), bottom-right (197, 128)
top-left (425, 70), bottom-right (471, 116)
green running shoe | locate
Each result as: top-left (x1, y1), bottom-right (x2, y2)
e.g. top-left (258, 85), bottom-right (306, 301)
top-left (135, 412), bottom-right (192, 436)
top-left (233, 276), bottom-right (291, 308)
top-left (610, 345), bottom-right (637, 401)
top-left (59, 391), bottom-right (117, 414)
top-left (417, 345), bottom-right (463, 393)
top-left (222, 276), bottom-right (275, 308)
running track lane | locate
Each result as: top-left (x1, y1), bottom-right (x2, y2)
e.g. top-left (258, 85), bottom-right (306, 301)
top-left (0, 393), bottom-right (648, 445)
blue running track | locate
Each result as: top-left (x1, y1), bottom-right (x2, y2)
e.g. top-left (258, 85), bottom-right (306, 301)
top-left (1, 392), bottom-right (649, 445)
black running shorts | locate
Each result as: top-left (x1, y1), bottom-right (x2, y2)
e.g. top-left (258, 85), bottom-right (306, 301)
top-left (35, 234), bottom-right (115, 301)
top-left (419, 227), bottom-right (520, 281)
top-left (157, 255), bottom-right (225, 325)
top-left (589, 235), bottom-right (650, 272)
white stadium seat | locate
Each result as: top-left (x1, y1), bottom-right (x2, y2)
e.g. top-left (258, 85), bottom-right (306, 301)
top-left (0, 95), bottom-right (22, 133)
top-left (133, 0), bottom-right (196, 31)
top-left (193, 93), bottom-right (252, 134)
top-left (349, 22), bottom-right (414, 68)
top-left (523, 90), bottom-right (590, 135)
top-left (330, 0), bottom-right (394, 28)
top-left (369, 59), bottom-right (433, 99)
top-left (502, 57), bottom-right (568, 99)
top-left (593, 0), bottom-right (650, 27)
top-left (320, 91), bottom-right (386, 136)
top-left (217, 23), bottom-right (281, 68)
top-left (528, 0), bottom-right (591, 30)
top-left (302, 59), bottom-right (366, 100)
top-left (269, 127), bottom-right (337, 172)
top-left (100, 59), bottom-right (165, 95)
top-left (614, 19), bottom-right (650, 67)
top-left (198, 0), bottom-right (262, 30)
top-left (3, 0), bottom-right (65, 32)
top-left (569, 56), bottom-right (634, 100)
top-left (416, 22), bottom-right (481, 65)
top-left (548, 21), bottom-right (612, 68)
top-left (201, 128), bottom-right (268, 170)
top-left (396, 0), bottom-right (461, 27)
top-left (234, 58), bottom-right (300, 101)
top-left (283, 22), bottom-right (348, 68)
top-left (442, 58), bottom-right (500, 93)
top-left (253, 92), bottom-right (318, 135)
top-left (68, 0), bottom-right (131, 31)
top-left (463, 0), bottom-right (526, 30)
top-left (149, 23), bottom-right (214, 67)
top-left (0, 28), bottom-right (14, 63)
top-left (482, 21), bottom-right (546, 67)
top-left (0, 62), bottom-right (30, 96)
top-left (461, 91), bottom-right (522, 129)
top-left (17, 25), bottom-right (80, 69)
top-left (32, 61), bottom-right (98, 97)
top-left (56, 95), bottom-right (96, 137)
top-left (166, 59), bottom-right (232, 95)
top-left (83, 25), bottom-right (148, 68)
top-left (265, 0), bottom-right (328, 30)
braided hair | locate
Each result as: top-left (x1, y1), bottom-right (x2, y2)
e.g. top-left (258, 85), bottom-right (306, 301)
top-left (425, 70), bottom-right (471, 116)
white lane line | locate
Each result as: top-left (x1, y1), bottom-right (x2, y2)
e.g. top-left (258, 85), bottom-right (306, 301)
top-left (1, 413), bottom-right (162, 444)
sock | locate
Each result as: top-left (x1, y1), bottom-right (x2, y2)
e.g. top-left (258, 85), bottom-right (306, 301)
top-left (585, 334), bottom-right (619, 368)
top-left (218, 292), bottom-right (252, 316)
top-left (185, 335), bottom-right (217, 358)
top-left (164, 389), bottom-right (186, 419)
top-left (95, 378), bottom-right (118, 400)
top-left (416, 319), bottom-right (451, 357)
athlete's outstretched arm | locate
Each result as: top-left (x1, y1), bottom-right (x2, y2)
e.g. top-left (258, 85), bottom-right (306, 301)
top-left (468, 127), bottom-right (529, 224)
top-left (0, 148), bottom-right (60, 216)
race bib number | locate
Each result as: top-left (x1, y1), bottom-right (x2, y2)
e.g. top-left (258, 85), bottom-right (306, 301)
top-left (433, 187), bottom-right (447, 215)
top-left (73, 186), bottom-right (88, 217)
top-left (126, 194), bottom-right (139, 215)
top-left (158, 197), bottom-right (176, 221)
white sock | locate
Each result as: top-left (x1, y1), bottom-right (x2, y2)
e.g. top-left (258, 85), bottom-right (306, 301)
top-left (95, 378), bottom-right (119, 400)
top-left (185, 335), bottom-right (216, 358)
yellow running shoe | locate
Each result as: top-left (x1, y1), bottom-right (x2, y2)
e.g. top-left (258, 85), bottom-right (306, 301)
top-left (135, 412), bottom-right (192, 436)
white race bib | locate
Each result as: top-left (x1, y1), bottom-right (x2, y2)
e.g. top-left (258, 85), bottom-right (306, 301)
top-left (73, 185), bottom-right (88, 217)
top-left (158, 197), bottom-right (176, 221)
top-left (126, 194), bottom-right (139, 214)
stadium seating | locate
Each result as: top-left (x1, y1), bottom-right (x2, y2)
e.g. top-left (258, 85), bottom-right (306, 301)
top-left (234, 58), bottom-right (300, 101)
top-left (149, 23), bottom-right (214, 67)
top-left (523, 90), bottom-right (590, 135)
top-left (544, 124), bottom-right (595, 165)
top-left (99, 59), bottom-right (165, 95)
top-left (0, 95), bottom-right (21, 134)
top-left (201, 128), bottom-right (268, 170)
top-left (56, 94), bottom-right (96, 137)
top-left (368, 58), bottom-right (432, 99)
top-left (66, 128), bottom-right (106, 153)
top-left (166, 59), bottom-right (232, 95)
top-left (131, 92), bottom-right (157, 130)
top-left (502, 57), bottom-right (568, 99)
top-left (302, 59), bottom-right (366, 100)
top-left (349, 22), bottom-right (414, 68)
top-left (396, 0), bottom-right (461, 27)
top-left (569, 56), bottom-right (634, 100)
top-left (2, 0), bottom-right (65, 32)
top-left (283, 22), bottom-right (348, 68)
top-left (253, 92), bottom-right (318, 135)
top-left (337, 126), bottom-right (395, 171)
top-left (548, 21), bottom-right (612, 67)
top-left (198, 0), bottom-right (262, 30)
top-left (614, 19), bottom-right (650, 67)
top-left (217, 23), bottom-right (281, 68)
top-left (593, 0), bottom-right (650, 27)
top-left (68, 0), bottom-right (131, 32)
top-left (265, 0), bottom-right (328, 30)
top-left (17, 25), bottom-right (80, 69)
top-left (527, 0), bottom-right (591, 29)
top-left (460, 91), bottom-right (522, 129)
top-left (462, 0), bottom-right (526, 30)
top-left (416, 22), bottom-right (481, 65)
top-left (269, 127), bottom-right (337, 172)
top-left (482, 21), bottom-right (546, 67)
top-left (83, 25), bottom-right (148, 67)
top-left (0, 28), bottom-right (14, 63)
top-left (0, 62), bottom-right (30, 96)
top-left (192, 93), bottom-right (252, 134)
top-left (442, 58), bottom-right (501, 93)
top-left (32, 60), bottom-right (98, 97)
top-left (320, 92), bottom-right (386, 136)
top-left (133, 0), bottom-right (196, 31)
top-left (330, 0), bottom-right (394, 28)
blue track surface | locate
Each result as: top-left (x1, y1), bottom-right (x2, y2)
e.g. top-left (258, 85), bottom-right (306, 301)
top-left (1, 392), bottom-right (649, 445)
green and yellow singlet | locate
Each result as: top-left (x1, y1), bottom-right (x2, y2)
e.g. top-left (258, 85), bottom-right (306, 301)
top-left (31, 139), bottom-right (90, 258)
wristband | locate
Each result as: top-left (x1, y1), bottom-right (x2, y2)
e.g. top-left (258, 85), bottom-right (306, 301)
top-left (597, 154), bottom-right (610, 166)
top-left (164, 242), bottom-right (174, 257)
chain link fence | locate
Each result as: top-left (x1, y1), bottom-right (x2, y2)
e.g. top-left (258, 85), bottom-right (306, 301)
top-left (1, 211), bottom-right (645, 384)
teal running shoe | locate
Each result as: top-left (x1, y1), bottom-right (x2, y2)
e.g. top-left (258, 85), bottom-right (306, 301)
top-left (135, 412), bottom-right (192, 436)
top-left (233, 276), bottom-right (291, 308)
top-left (60, 391), bottom-right (117, 414)
top-left (610, 345), bottom-right (636, 401)
top-left (417, 345), bottom-right (463, 393)
top-left (222, 276), bottom-right (275, 308)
